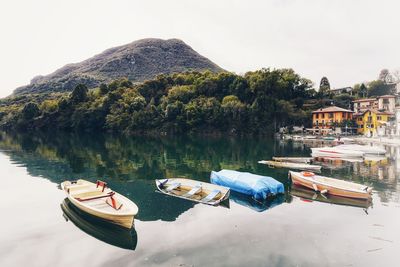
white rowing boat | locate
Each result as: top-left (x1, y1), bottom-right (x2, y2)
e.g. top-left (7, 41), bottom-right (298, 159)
top-left (61, 179), bottom-right (139, 229)
top-left (155, 178), bottom-right (230, 206)
top-left (272, 157), bottom-right (313, 163)
top-left (289, 171), bottom-right (372, 199)
top-left (311, 147), bottom-right (364, 158)
top-left (258, 160), bottom-right (321, 171)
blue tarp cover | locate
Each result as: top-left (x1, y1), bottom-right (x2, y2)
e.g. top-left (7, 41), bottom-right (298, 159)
top-left (210, 169), bottom-right (284, 200)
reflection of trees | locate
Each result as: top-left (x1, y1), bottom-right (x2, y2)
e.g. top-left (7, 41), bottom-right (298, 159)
top-left (0, 131), bottom-right (397, 211)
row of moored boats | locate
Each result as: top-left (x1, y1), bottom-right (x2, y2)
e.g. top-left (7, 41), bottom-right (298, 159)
top-left (60, 143), bottom-right (380, 229)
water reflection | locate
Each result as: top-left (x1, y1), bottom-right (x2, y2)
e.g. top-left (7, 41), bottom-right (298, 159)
top-left (0, 131), bottom-right (398, 213)
top-left (61, 198), bottom-right (138, 250)
top-left (230, 191), bottom-right (286, 212)
top-left (290, 185), bottom-right (372, 210)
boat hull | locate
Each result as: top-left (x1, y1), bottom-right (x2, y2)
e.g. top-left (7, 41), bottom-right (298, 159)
top-left (311, 147), bottom-right (364, 158)
top-left (67, 195), bottom-right (134, 229)
top-left (289, 171), bottom-right (372, 200)
top-left (61, 180), bottom-right (138, 229)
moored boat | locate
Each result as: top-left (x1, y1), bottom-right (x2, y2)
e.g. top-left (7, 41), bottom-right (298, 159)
top-left (311, 147), bottom-right (364, 158)
top-left (61, 199), bottom-right (138, 250)
top-left (335, 144), bottom-right (386, 155)
top-left (155, 178), bottom-right (230, 206)
top-left (61, 179), bottom-right (139, 229)
top-left (210, 169), bottom-right (284, 200)
top-left (289, 171), bottom-right (372, 199)
top-left (272, 157), bottom-right (313, 163)
top-left (258, 160), bottom-right (321, 171)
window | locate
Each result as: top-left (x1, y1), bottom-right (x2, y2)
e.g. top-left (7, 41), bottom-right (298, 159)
top-left (329, 113), bottom-right (334, 118)
top-left (377, 116), bottom-right (381, 120)
top-left (368, 116), bottom-right (372, 123)
top-left (383, 99), bottom-right (389, 104)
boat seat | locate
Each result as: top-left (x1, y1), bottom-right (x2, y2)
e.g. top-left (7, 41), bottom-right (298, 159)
top-left (202, 189), bottom-right (221, 202)
top-left (74, 191), bottom-right (115, 201)
top-left (64, 183), bottom-right (92, 193)
top-left (182, 185), bottom-right (202, 198)
top-left (166, 182), bottom-right (181, 192)
top-left (106, 196), bottom-right (123, 210)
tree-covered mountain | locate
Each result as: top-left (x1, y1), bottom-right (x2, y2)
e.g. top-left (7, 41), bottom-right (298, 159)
top-left (13, 38), bottom-right (223, 95)
top-left (1, 69), bottom-right (322, 134)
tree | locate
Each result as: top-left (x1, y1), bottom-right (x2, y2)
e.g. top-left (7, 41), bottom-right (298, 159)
top-left (378, 69), bottom-right (393, 84)
top-left (368, 80), bottom-right (391, 96)
top-left (22, 102), bottom-right (40, 120)
top-left (70, 84), bottom-right (88, 104)
top-left (359, 83), bottom-right (367, 98)
top-left (319, 76), bottom-right (331, 97)
top-left (99, 83), bottom-right (109, 95)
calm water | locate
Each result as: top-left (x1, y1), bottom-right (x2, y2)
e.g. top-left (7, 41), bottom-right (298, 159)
top-left (0, 132), bottom-right (399, 267)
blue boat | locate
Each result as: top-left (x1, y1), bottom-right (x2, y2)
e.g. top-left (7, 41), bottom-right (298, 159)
top-left (210, 169), bottom-right (284, 200)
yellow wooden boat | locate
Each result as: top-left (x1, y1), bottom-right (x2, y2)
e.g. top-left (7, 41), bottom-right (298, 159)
top-left (289, 171), bottom-right (372, 199)
top-left (60, 179), bottom-right (139, 229)
top-left (155, 178), bottom-right (230, 206)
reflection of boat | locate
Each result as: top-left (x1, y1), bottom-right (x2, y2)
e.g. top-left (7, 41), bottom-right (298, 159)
top-left (290, 185), bottom-right (372, 209)
top-left (289, 171), bottom-right (373, 199)
top-left (292, 135), bottom-right (303, 141)
top-left (336, 144), bottom-right (386, 155)
top-left (61, 199), bottom-right (138, 250)
top-left (312, 155), bottom-right (363, 163)
top-left (364, 155), bottom-right (387, 162)
top-left (311, 147), bottom-right (364, 158)
top-left (272, 157), bottom-right (313, 163)
top-left (155, 178), bottom-right (230, 206)
top-left (230, 191), bottom-right (285, 212)
top-left (258, 160), bottom-right (321, 171)
top-left (61, 179), bottom-right (139, 229)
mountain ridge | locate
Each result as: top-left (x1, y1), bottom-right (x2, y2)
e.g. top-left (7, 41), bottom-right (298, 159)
top-left (14, 38), bottom-right (224, 95)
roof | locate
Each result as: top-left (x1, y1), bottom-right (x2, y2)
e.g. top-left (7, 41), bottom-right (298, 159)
top-left (355, 109), bottom-right (394, 116)
top-left (353, 98), bottom-right (376, 103)
top-left (378, 95), bottom-right (395, 99)
top-left (312, 106), bottom-right (354, 114)
top-left (330, 87), bottom-right (352, 91)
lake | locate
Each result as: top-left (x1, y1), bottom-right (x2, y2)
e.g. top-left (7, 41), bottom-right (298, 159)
top-left (0, 132), bottom-right (399, 267)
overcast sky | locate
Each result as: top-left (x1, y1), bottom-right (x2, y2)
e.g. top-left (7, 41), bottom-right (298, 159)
top-left (0, 0), bottom-right (399, 97)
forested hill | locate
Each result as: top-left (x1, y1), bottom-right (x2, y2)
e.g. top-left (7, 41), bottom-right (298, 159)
top-left (13, 38), bottom-right (223, 95)
top-left (0, 69), bottom-right (322, 135)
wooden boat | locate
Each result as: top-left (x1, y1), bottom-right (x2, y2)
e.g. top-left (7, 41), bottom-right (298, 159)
top-left (61, 199), bottom-right (137, 250)
top-left (289, 171), bottom-right (372, 199)
top-left (272, 157), bottom-right (313, 163)
top-left (311, 147), bottom-right (364, 158)
top-left (155, 178), bottom-right (230, 206)
top-left (258, 160), bottom-right (321, 171)
top-left (60, 179), bottom-right (139, 229)
top-left (290, 185), bottom-right (372, 209)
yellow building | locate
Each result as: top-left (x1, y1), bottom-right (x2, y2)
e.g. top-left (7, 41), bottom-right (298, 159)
top-left (355, 109), bottom-right (393, 136)
top-left (311, 106), bottom-right (354, 134)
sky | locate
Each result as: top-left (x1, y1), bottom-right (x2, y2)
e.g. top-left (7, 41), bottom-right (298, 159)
top-left (0, 0), bottom-right (399, 98)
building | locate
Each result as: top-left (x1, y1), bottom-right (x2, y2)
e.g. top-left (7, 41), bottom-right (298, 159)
top-left (311, 106), bottom-right (354, 135)
top-left (353, 95), bottom-right (396, 113)
top-left (330, 87), bottom-right (353, 96)
top-left (354, 109), bottom-right (394, 136)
